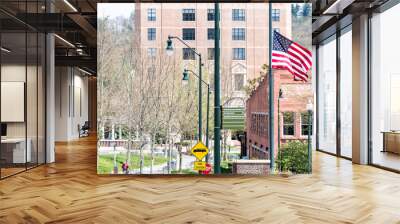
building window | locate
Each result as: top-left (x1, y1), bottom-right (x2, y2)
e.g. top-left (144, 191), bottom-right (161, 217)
top-left (147, 48), bottom-right (156, 58)
top-left (251, 113), bottom-right (268, 137)
top-left (272, 9), bottom-right (280, 21)
top-left (148, 8), bottom-right (156, 21)
top-left (283, 112), bottom-right (295, 136)
top-left (301, 112), bottom-right (312, 136)
top-left (208, 28), bottom-right (214, 40)
top-left (234, 73), bottom-right (244, 91)
top-left (232, 28), bottom-right (245, 40)
top-left (147, 28), bottom-right (156, 41)
top-left (208, 48), bottom-right (214, 60)
top-left (182, 9), bottom-right (195, 21)
top-left (233, 48), bottom-right (245, 60)
top-left (207, 9), bottom-right (214, 21)
top-left (148, 66), bottom-right (156, 77)
top-left (183, 48), bottom-right (196, 60)
top-left (182, 28), bottom-right (195, 40)
top-left (232, 9), bottom-right (245, 21)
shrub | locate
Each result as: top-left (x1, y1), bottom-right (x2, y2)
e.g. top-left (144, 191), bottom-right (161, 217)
top-left (276, 141), bottom-right (310, 174)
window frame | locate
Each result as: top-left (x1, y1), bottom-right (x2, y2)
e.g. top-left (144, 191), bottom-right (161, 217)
top-left (182, 8), bottom-right (196, 21)
top-left (147, 28), bottom-right (156, 41)
top-left (183, 48), bottom-right (196, 60)
top-left (234, 73), bottom-right (245, 91)
top-left (233, 48), bottom-right (246, 60)
top-left (147, 48), bottom-right (156, 58)
top-left (147, 66), bottom-right (156, 77)
top-left (232, 9), bottom-right (245, 21)
top-left (207, 9), bottom-right (214, 21)
top-left (272, 9), bottom-right (280, 21)
top-left (232, 28), bottom-right (245, 41)
top-left (207, 28), bottom-right (214, 40)
top-left (301, 112), bottom-right (312, 136)
top-left (283, 111), bottom-right (295, 136)
top-left (147, 8), bottom-right (156, 21)
top-left (208, 48), bottom-right (215, 60)
top-left (182, 28), bottom-right (196, 40)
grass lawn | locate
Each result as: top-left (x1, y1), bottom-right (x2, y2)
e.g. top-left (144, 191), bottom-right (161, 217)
top-left (98, 153), bottom-right (168, 174)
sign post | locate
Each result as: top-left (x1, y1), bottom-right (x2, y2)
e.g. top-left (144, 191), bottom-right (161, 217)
top-left (191, 141), bottom-right (209, 172)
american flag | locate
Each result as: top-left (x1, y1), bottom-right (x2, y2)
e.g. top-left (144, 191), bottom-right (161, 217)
top-left (271, 30), bottom-right (312, 81)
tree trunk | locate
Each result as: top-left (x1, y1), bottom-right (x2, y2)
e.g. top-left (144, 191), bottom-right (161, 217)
top-left (139, 133), bottom-right (144, 174)
top-left (178, 145), bottom-right (182, 173)
top-left (126, 129), bottom-right (131, 174)
top-left (168, 138), bottom-right (173, 174)
top-left (165, 127), bottom-right (170, 158)
top-left (113, 144), bottom-right (117, 174)
top-left (150, 133), bottom-right (155, 174)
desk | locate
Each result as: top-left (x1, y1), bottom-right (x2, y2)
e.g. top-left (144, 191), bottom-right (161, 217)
top-left (1, 138), bottom-right (31, 164)
top-left (382, 132), bottom-right (400, 154)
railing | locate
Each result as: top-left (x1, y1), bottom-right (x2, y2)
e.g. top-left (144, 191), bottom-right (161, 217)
top-left (98, 139), bottom-right (130, 148)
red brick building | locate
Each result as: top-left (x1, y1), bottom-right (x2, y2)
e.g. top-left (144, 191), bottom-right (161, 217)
top-left (245, 70), bottom-right (313, 159)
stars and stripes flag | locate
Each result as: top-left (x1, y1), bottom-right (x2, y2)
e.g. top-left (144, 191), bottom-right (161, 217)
top-left (271, 30), bottom-right (312, 81)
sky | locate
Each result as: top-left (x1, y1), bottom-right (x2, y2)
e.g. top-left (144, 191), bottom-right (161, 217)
top-left (98, 3), bottom-right (135, 19)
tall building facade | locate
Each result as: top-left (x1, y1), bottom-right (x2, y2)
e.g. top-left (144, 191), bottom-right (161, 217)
top-left (138, 3), bottom-right (292, 103)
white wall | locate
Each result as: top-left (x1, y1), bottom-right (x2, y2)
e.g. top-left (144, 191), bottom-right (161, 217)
top-left (55, 67), bottom-right (89, 141)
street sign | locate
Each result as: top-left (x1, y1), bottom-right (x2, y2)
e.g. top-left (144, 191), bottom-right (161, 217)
top-left (200, 163), bottom-right (212, 174)
top-left (193, 161), bottom-right (206, 171)
top-left (191, 141), bottom-right (209, 160)
top-left (222, 107), bottom-right (245, 130)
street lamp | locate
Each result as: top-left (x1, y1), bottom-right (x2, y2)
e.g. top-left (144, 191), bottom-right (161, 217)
top-left (166, 38), bottom-right (174, 56)
top-left (182, 69), bottom-right (190, 86)
top-left (278, 89), bottom-right (283, 172)
top-left (182, 69), bottom-right (211, 163)
top-left (306, 99), bottom-right (313, 173)
top-left (166, 35), bottom-right (203, 142)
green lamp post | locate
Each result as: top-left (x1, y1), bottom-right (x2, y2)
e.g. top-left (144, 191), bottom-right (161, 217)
top-left (166, 36), bottom-right (203, 142)
top-left (182, 69), bottom-right (211, 162)
top-left (306, 100), bottom-right (313, 173)
top-left (213, 2), bottom-right (221, 174)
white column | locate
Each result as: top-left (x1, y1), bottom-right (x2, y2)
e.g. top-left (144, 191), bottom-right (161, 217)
top-left (46, 32), bottom-right (55, 163)
top-left (352, 14), bottom-right (369, 164)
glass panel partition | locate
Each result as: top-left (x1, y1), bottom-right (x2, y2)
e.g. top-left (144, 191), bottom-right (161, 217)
top-left (339, 27), bottom-right (352, 158)
top-left (1, 31), bottom-right (28, 177)
top-left (317, 36), bottom-right (337, 154)
top-left (0, 1), bottom-right (46, 179)
top-left (371, 4), bottom-right (400, 171)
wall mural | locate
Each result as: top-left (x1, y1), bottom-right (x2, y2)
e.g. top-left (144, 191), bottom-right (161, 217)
top-left (97, 3), bottom-right (313, 175)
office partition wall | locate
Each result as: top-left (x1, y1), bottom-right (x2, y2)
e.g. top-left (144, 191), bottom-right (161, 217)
top-left (0, 1), bottom-right (47, 179)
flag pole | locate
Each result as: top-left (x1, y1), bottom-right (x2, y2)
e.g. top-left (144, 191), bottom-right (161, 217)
top-left (268, 2), bottom-right (274, 171)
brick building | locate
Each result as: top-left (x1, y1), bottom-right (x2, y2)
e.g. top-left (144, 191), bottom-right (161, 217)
top-left (137, 3), bottom-right (291, 102)
top-left (246, 70), bottom-right (313, 159)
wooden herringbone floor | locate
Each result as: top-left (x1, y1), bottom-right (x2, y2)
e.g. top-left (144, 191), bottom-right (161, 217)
top-left (1, 136), bottom-right (400, 224)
